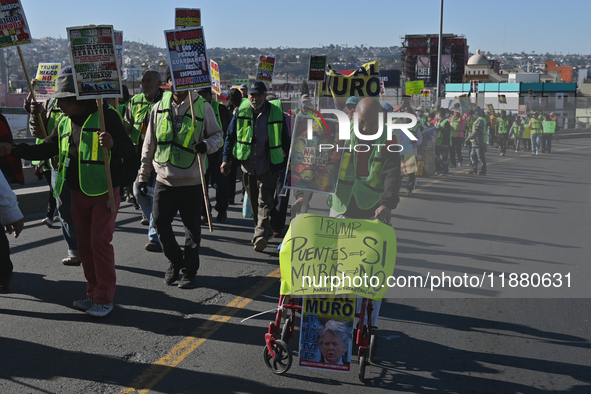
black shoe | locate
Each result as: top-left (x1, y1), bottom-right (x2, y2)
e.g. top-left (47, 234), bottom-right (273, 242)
top-left (201, 216), bottom-right (209, 225)
top-left (0, 272), bottom-right (13, 293)
top-left (164, 262), bottom-right (182, 285)
top-left (216, 211), bottom-right (227, 223)
top-left (178, 274), bottom-right (195, 289)
top-left (145, 241), bottom-right (163, 253)
top-left (140, 216), bottom-right (149, 226)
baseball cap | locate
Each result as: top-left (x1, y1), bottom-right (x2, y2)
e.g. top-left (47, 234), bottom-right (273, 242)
top-left (248, 81), bottom-right (267, 95)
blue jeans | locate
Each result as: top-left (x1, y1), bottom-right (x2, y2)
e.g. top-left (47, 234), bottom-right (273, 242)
top-left (470, 146), bottom-right (486, 174)
top-left (531, 134), bottom-right (541, 154)
top-left (133, 172), bottom-right (159, 243)
top-left (51, 170), bottom-right (79, 255)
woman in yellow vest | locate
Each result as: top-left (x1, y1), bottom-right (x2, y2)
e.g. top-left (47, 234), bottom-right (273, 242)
top-left (0, 74), bottom-right (135, 317)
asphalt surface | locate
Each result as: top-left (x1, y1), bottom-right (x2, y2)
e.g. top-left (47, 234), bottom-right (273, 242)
top-left (1, 137), bottom-right (590, 393)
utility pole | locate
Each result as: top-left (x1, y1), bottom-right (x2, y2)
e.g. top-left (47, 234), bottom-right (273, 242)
top-left (435, 0), bottom-right (444, 108)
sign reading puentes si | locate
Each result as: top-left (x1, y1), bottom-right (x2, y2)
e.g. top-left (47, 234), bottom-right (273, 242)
top-left (164, 26), bottom-right (212, 91)
top-left (280, 214), bottom-right (396, 300)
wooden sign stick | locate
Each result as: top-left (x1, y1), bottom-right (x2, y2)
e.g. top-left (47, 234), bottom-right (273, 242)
top-left (18, 46), bottom-right (47, 138)
top-left (189, 90), bottom-right (213, 232)
top-left (96, 99), bottom-right (116, 213)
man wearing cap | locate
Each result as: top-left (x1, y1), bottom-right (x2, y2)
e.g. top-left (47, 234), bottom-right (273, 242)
top-left (197, 87), bottom-right (231, 223)
top-left (0, 74), bottom-right (135, 316)
top-left (220, 81), bottom-right (291, 252)
top-left (24, 66), bottom-right (81, 266)
top-left (434, 108), bottom-right (451, 176)
top-left (239, 84), bottom-right (248, 99)
top-left (138, 74), bottom-right (223, 289)
top-left (300, 94), bottom-right (312, 109)
top-left (528, 112), bottom-right (543, 155)
top-left (346, 97), bottom-right (360, 121)
top-left (124, 69), bottom-right (164, 253)
top-left (465, 107), bottom-right (487, 175)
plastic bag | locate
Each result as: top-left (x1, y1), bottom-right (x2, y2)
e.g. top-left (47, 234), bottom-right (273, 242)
top-left (242, 192), bottom-right (253, 218)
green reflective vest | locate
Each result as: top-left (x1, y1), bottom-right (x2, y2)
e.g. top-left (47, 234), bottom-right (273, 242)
top-left (234, 99), bottom-right (284, 164)
top-left (449, 117), bottom-right (460, 138)
top-left (498, 117), bottom-right (509, 134)
top-left (154, 92), bottom-right (204, 169)
top-left (436, 118), bottom-right (449, 146)
top-left (54, 111), bottom-right (111, 198)
top-left (33, 101), bottom-right (64, 166)
top-left (529, 118), bottom-right (542, 134)
top-left (327, 129), bottom-right (387, 214)
top-left (130, 93), bottom-right (160, 145)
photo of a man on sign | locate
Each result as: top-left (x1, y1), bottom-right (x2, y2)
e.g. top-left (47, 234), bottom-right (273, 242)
top-left (318, 320), bottom-right (351, 365)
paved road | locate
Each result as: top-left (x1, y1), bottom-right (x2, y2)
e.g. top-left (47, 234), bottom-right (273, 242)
top-left (1, 138), bottom-right (590, 393)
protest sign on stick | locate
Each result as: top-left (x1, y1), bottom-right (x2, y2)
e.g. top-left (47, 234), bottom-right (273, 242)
top-left (33, 63), bottom-right (61, 101)
top-left (68, 24), bottom-right (123, 212)
top-left (166, 25), bottom-right (213, 230)
top-left (175, 8), bottom-right (201, 29)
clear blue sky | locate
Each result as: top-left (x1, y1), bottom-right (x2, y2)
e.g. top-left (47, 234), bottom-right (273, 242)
top-left (23, 0), bottom-right (590, 54)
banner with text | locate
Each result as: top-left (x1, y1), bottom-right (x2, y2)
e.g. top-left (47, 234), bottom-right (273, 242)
top-left (298, 296), bottom-right (355, 372)
top-left (256, 55), bottom-right (275, 82)
top-left (405, 80), bottom-right (424, 96)
top-left (308, 55), bottom-right (327, 81)
top-left (210, 59), bottom-right (221, 96)
top-left (175, 8), bottom-right (201, 29)
top-left (0, 0), bottom-right (31, 48)
top-left (164, 26), bottom-right (211, 91)
top-left (33, 63), bottom-right (60, 101)
top-left (283, 114), bottom-right (342, 194)
top-left (320, 61), bottom-right (381, 98)
top-left (67, 25), bottom-right (122, 99)
top-left (114, 30), bottom-right (123, 77)
top-left (279, 214), bottom-right (397, 300)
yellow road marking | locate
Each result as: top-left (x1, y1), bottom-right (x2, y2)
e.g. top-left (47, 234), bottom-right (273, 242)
top-left (119, 268), bottom-right (281, 394)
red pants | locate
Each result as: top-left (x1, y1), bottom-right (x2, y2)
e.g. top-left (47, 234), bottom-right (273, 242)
top-left (71, 188), bottom-right (120, 304)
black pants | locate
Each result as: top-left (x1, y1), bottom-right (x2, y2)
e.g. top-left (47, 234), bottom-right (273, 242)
top-left (227, 160), bottom-right (241, 204)
top-left (407, 173), bottom-right (416, 191)
top-left (270, 169), bottom-right (289, 234)
top-left (499, 133), bottom-right (508, 154)
top-left (153, 181), bottom-right (203, 276)
top-left (203, 157), bottom-right (229, 215)
top-left (450, 137), bottom-right (463, 166)
top-left (0, 230), bottom-right (12, 278)
top-left (42, 170), bottom-right (56, 219)
top-left (542, 134), bottom-right (553, 152)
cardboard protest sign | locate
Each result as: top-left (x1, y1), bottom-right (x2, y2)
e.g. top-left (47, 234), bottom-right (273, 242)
top-left (405, 80), bottom-right (424, 95)
top-left (450, 95), bottom-right (469, 113)
top-left (283, 114), bottom-right (342, 194)
top-left (298, 296), bottom-right (355, 372)
top-left (210, 59), bottom-right (221, 96)
top-left (487, 104), bottom-right (495, 112)
top-left (542, 120), bottom-right (556, 134)
top-left (539, 97), bottom-right (547, 107)
top-left (498, 94), bottom-right (507, 104)
top-left (279, 214), bottom-right (397, 300)
top-left (256, 55), bottom-right (275, 82)
top-left (175, 8), bottom-right (201, 29)
top-left (114, 31), bottom-right (123, 77)
top-left (33, 63), bottom-right (60, 101)
top-left (522, 127), bottom-right (531, 139)
top-left (164, 26), bottom-right (211, 91)
top-left (319, 61), bottom-right (381, 98)
top-left (519, 105), bottom-right (527, 116)
top-left (470, 80), bottom-right (479, 93)
top-left (0, 0), bottom-right (31, 48)
top-left (67, 25), bottom-right (122, 99)
top-left (308, 55), bottom-right (327, 81)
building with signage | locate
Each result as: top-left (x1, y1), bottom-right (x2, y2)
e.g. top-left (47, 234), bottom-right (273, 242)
top-left (401, 34), bottom-right (469, 85)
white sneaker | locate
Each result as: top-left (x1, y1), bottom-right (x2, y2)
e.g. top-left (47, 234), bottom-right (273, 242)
top-left (85, 303), bottom-right (113, 317)
top-left (73, 298), bottom-right (94, 311)
top-left (41, 218), bottom-right (53, 227)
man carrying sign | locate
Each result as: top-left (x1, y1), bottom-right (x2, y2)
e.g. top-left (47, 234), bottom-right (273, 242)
top-left (124, 69), bottom-right (164, 253)
top-left (138, 73), bottom-right (222, 289)
top-left (221, 81), bottom-right (291, 252)
top-left (0, 74), bottom-right (135, 317)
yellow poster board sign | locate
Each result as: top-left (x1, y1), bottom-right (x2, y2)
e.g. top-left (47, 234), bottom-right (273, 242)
top-left (319, 61), bottom-right (381, 98)
top-left (522, 127), bottom-right (531, 139)
top-left (280, 214), bottom-right (396, 300)
top-left (405, 80), bottom-right (425, 96)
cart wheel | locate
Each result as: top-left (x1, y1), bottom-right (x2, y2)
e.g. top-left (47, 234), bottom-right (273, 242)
top-left (263, 339), bottom-right (292, 375)
top-left (281, 316), bottom-right (292, 344)
top-left (358, 354), bottom-right (367, 383)
top-left (369, 333), bottom-right (377, 363)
